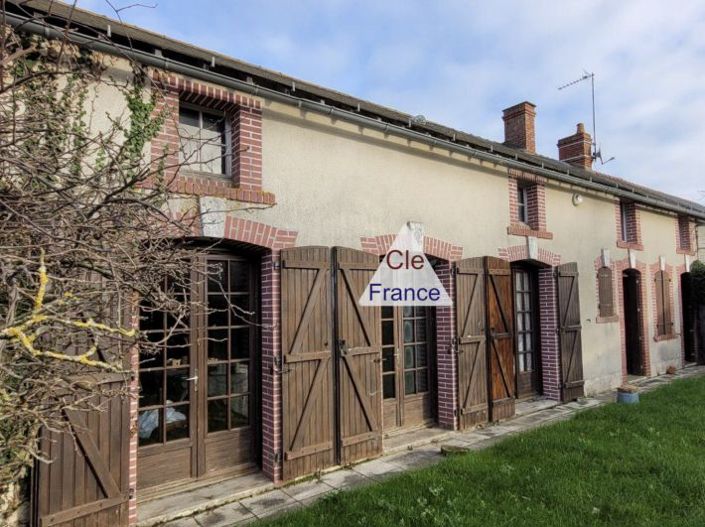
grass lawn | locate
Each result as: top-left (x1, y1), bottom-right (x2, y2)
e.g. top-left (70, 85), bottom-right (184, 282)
top-left (260, 376), bottom-right (705, 527)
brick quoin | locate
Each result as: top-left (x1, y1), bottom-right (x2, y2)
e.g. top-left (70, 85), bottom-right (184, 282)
top-left (149, 72), bottom-right (273, 205)
top-left (360, 233), bottom-right (463, 429)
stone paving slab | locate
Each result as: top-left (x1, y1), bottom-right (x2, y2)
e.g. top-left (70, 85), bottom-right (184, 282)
top-left (149, 365), bottom-right (705, 526)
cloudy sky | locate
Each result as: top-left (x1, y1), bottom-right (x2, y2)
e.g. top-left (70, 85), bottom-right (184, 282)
top-left (79, 0), bottom-right (705, 202)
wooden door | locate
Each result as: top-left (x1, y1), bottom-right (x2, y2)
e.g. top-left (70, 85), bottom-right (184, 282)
top-left (622, 270), bottom-right (644, 376)
top-left (513, 267), bottom-right (542, 398)
top-left (557, 262), bottom-right (585, 400)
top-left (681, 273), bottom-right (696, 363)
top-left (33, 374), bottom-right (130, 527)
top-left (485, 256), bottom-right (515, 421)
top-left (454, 257), bottom-right (488, 429)
top-left (334, 247), bottom-right (382, 465)
top-left (280, 247), bottom-right (335, 480)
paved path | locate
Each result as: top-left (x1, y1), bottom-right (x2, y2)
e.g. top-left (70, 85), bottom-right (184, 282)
top-left (151, 366), bottom-right (705, 527)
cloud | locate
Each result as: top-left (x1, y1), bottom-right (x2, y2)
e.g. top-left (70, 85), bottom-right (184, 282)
top-left (79, 0), bottom-right (705, 201)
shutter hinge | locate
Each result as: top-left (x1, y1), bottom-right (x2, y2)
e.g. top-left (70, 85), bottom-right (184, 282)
top-left (453, 409), bottom-right (458, 417)
top-left (274, 451), bottom-right (282, 465)
top-left (129, 487), bottom-right (135, 500)
top-left (273, 259), bottom-right (281, 270)
top-left (450, 336), bottom-right (458, 354)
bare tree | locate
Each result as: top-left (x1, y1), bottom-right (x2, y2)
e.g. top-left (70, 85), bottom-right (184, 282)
top-left (0, 10), bottom-right (203, 519)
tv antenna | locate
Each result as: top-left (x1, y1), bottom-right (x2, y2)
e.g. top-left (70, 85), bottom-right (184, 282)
top-left (558, 71), bottom-right (615, 165)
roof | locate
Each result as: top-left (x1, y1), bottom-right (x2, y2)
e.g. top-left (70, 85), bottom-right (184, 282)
top-left (7, 0), bottom-right (705, 219)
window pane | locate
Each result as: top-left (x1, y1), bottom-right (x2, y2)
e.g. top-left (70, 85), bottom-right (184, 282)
top-left (208, 329), bottom-right (228, 361)
top-left (231, 396), bottom-right (249, 428)
top-left (207, 260), bottom-right (227, 293)
top-left (166, 368), bottom-right (190, 403)
top-left (383, 374), bottom-right (396, 399)
top-left (207, 294), bottom-right (229, 327)
top-left (179, 107), bottom-right (200, 127)
top-left (381, 306), bottom-right (393, 319)
top-left (382, 348), bottom-right (395, 373)
top-left (166, 332), bottom-right (189, 366)
top-left (231, 327), bottom-right (250, 360)
top-left (165, 405), bottom-right (189, 441)
top-left (519, 353), bottom-right (526, 372)
top-left (403, 306), bottom-right (413, 318)
top-left (526, 352), bottom-right (533, 372)
top-left (231, 362), bottom-right (249, 394)
top-left (229, 261), bottom-right (249, 292)
top-left (208, 364), bottom-right (228, 397)
top-left (202, 111), bottom-right (225, 133)
top-left (382, 320), bottom-right (394, 346)
top-left (417, 369), bottom-right (429, 393)
top-left (200, 140), bottom-right (224, 174)
top-left (208, 399), bottom-right (228, 433)
top-left (415, 320), bottom-right (426, 342)
top-left (404, 346), bottom-right (415, 369)
top-left (231, 294), bottom-right (253, 324)
top-left (403, 320), bottom-right (414, 343)
top-left (138, 409), bottom-right (162, 445)
top-left (404, 371), bottom-right (416, 395)
top-left (416, 345), bottom-right (427, 368)
top-left (139, 370), bottom-right (162, 407)
top-left (139, 347), bottom-right (163, 369)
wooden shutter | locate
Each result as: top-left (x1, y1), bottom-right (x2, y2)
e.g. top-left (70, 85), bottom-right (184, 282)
top-left (454, 258), bottom-right (488, 429)
top-left (557, 262), bottom-right (585, 401)
top-left (597, 267), bottom-right (614, 318)
top-left (334, 247), bottom-right (382, 465)
top-left (280, 247), bottom-right (335, 481)
top-left (654, 270), bottom-right (673, 337)
top-left (485, 256), bottom-right (515, 421)
top-left (33, 374), bottom-right (130, 527)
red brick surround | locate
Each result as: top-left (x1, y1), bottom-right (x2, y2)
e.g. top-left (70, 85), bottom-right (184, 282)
top-left (497, 244), bottom-right (561, 267)
top-left (649, 261), bottom-right (677, 343)
top-left (149, 72), bottom-right (275, 205)
top-left (360, 234), bottom-right (463, 262)
top-left (615, 202), bottom-right (643, 250)
top-left (507, 169), bottom-right (553, 240)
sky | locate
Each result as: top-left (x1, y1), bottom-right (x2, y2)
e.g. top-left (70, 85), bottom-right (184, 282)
top-left (78, 0), bottom-right (705, 202)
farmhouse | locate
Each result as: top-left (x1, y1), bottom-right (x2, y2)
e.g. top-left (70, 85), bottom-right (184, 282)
top-left (6, 2), bottom-right (705, 526)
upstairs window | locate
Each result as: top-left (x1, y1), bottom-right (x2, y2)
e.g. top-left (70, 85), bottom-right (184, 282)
top-left (178, 105), bottom-right (229, 176)
top-left (517, 184), bottom-right (529, 224)
top-left (619, 201), bottom-right (638, 243)
top-left (677, 215), bottom-right (692, 252)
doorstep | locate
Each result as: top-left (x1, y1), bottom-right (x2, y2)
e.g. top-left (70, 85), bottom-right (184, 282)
top-left (382, 425), bottom-right (454, 455)
top-left (137, 472), bottom-right (273, 527)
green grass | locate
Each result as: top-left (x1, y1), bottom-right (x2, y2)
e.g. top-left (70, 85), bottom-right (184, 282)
top-left (260, 376), bottom-right (705, 527)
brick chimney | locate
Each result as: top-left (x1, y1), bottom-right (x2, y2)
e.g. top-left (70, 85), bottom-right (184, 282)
top-left (502, 101), bottom-right (536, 153)
top-left (557, 123), bottom-right (593, 170)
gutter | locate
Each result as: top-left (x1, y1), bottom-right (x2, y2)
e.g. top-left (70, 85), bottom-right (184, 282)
top-left (7, 11), bottom-right (705, 221)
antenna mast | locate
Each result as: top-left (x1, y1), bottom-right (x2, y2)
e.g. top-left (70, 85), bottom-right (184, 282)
top-left (558, 71), bottom-right (614, 165)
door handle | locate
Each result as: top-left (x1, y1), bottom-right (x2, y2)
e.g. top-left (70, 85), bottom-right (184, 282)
top-left (186, 369), bottom-right (198, 392)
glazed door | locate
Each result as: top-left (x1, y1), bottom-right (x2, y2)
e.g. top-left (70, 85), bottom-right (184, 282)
top-left (623, 270), bottom-right (644, 376)
top-left (513, 268), bottom-right (541, 398)
top-left (381, 306), bottom-right (436, 432)
top-left (681, 273), bottom-right (696, 363)
top-left (137, 254), bottom-right (259, 491)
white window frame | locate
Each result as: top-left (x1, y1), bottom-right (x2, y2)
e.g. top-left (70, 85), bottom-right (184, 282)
top-left (178, 102), bottom-right (231, 177)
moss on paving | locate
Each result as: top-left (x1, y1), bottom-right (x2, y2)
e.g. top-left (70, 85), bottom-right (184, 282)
top-left (259, 376), bottom-right (705, 526)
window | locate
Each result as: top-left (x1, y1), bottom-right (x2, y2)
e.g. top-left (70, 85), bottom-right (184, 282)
top-left (678, 216), bottom-right (692, 252)
top-left (619, 201), bottom-right (636, 242)
top-left (514, 270), bottom-right (536, 373)
top-left (403, 306), bottom-right (431, 395)
top-left (517, 184), bottom-right (529, 224)
top-left (178, 105), bottom-right (229, 175)
top-left (654, 270), bottom-right (673, 337)
top-left (597, 266), bottom-right (615, 318)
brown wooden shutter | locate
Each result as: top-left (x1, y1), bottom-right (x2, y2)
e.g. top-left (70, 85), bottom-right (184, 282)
top-left (33, 374), bottom-right (130, 527)
top-left (597, 267), bottom-right (614, 318)
top-left (334, 247), bottom-right (382, 465)
top-left (556, 262), bottom-right (585, 401)
top-left (280, 247), bottom-right (335, 481)
top-left (454, 257), bottom-right (488, 430)
top-left (655, 271), bottom-right (665, 336)
top-left (485, 256), bottom-right (515, 421)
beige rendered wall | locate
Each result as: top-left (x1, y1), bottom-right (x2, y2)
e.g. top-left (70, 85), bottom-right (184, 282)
top-left (246, 100), bottom-right (692, 394)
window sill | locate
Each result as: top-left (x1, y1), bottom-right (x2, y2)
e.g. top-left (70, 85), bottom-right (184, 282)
top-left (616, 240), bottom-right (643, 250)
top-left (676, 247), bottom-right (696, 256)
top-left (152, 172), bottom-right (276, 205)
top-left (596, 315), bottom-right (619, 324)
top-left (507, 224), bottom-right (553, 240)
top-left (654, 333), bottom-right (678, 342)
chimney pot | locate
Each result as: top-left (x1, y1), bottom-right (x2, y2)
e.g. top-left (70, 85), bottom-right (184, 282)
top-left (502, 101), bottom-right (536, 153)
top-left (558, 122), bottom-right (593, 170)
